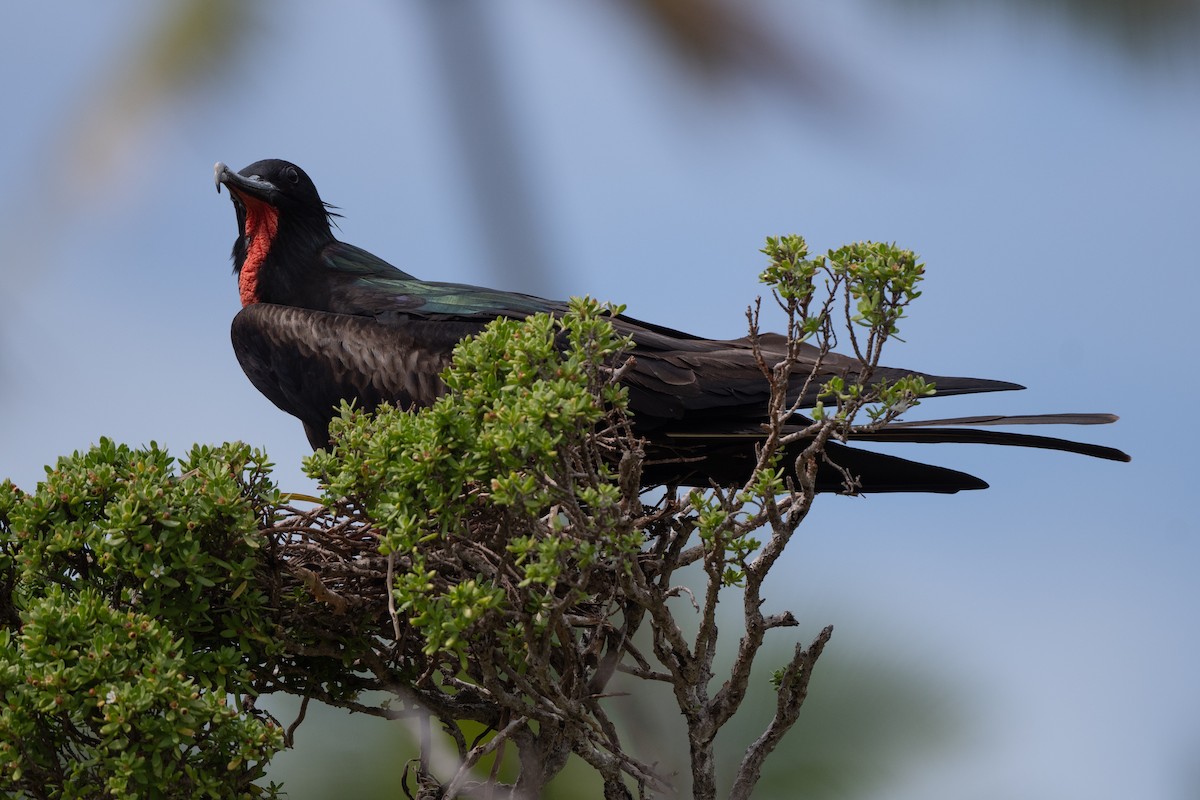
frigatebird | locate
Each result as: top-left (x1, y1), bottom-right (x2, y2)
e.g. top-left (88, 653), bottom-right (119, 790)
top-left (215, 158), bottom-right (1128, 493)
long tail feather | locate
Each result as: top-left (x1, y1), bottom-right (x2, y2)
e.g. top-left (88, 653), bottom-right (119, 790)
top-left (854, 425), bottom-right (1130, 462)
top-left (883, 412), bottom-right (1119, 428)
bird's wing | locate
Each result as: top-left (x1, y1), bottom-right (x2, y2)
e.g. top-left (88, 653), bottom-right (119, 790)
top-left (321, 242), bottom-right (570, 319)
top-left (620, 332), bottom-right (1025, 424)
top-left (321, 242), bottom-right (735, 340)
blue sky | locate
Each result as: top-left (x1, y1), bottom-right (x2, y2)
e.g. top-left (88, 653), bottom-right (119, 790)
top-left (1, 2), bottom-right (1195, 797)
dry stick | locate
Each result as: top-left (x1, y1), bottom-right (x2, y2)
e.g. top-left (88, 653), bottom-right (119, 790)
top-left (442, 716), bottom-right (527, 799)
top-left (728, 625), bottom-right (834, 800)
top-left (284, 695), bottom-right (309, 747)
top-left (289, 564), bottom-right (350, 613)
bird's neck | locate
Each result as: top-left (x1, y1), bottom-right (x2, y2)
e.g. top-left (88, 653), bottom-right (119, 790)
top-left (239, 219), bottom-right (334, 309)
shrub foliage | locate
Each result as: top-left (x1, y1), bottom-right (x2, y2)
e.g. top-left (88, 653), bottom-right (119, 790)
top-left (0, 237), bottom-right (927, 798)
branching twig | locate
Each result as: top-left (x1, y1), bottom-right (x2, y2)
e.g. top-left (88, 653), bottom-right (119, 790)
top-left (729, 625), bottom-right (834, 800)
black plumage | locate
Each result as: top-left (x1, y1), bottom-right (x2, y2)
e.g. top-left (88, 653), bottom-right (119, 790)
top-left (216, 159), bottom-right (1129, 493)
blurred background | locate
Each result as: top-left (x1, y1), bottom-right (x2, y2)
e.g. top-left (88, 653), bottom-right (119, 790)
top-left (1, 1), bottom-right (1196, 797)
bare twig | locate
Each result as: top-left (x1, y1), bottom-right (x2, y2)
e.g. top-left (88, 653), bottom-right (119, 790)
top-left (729, 625), bottom-right (834, 800)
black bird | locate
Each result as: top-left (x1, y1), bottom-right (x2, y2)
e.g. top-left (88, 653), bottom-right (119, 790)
top-left (215, 159), bottom-right (1129, 493)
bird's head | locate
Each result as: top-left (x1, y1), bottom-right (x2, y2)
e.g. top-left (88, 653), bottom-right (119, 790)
top-left (215, 159), bottom-right (338, 305)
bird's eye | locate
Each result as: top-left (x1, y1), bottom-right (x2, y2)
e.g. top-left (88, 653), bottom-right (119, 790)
top-left (284, 167), bottom-right (300, 184)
